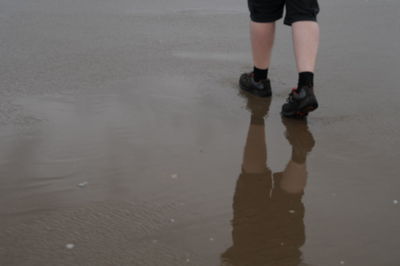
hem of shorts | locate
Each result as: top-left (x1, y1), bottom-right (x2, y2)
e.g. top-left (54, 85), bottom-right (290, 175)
top-left (284, 17), bottom-right (318, 26)
top-left (250, 15), bottom-right (283, 23)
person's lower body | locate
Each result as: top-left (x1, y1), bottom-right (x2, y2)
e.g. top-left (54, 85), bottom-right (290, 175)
top-left (239, 0), bottom-right (320, 118)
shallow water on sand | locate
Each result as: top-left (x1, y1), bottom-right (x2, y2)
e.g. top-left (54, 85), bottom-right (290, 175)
top-left (1, 0), bottom-right (400, 265)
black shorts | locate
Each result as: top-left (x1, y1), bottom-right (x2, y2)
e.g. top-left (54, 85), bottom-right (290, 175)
top-left (248, 0), bottom-right (320, 26)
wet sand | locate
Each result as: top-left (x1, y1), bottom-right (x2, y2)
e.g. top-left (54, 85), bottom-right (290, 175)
top-left (1, 0), bottom-right (400, 265)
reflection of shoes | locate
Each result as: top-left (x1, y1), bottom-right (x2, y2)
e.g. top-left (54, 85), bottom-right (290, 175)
top-left (239, 88), bottom-right (272, 118)
top-left (246, 95), bottom-right (272, 118)
top-left (282, 117), bottom-right (315, 154)
top-left (281, 86), bottom-right (318, 119)
top-left (239, 72), bottom-right (272, 98)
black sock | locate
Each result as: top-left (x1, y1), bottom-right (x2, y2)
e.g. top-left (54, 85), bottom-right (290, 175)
top-left (253, 67), bottom-right (268, 82)
top-left (298, 72), bottom-right (314, 89)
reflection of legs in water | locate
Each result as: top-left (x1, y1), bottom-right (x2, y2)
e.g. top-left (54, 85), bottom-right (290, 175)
top-left (241, 106), bottom-right (270, 174)
top-left (240, 92), bottom-right (271, 174)
top-left (270, 118), bottom-right (315, 266)
top-left (222, 95), bottom-right (273, 266)
top-left (280, 117), bottom-right (315, 194)
top-left (222, 108), bottom-right (316, 266)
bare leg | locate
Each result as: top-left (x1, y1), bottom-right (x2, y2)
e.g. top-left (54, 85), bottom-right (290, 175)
top-left (292, 21), bottom-right (320, 73)
top-left (250, 21), bottom-right (276, 69)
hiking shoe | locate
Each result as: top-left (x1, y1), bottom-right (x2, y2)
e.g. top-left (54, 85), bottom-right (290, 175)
top-left (239, 72), bottom-right (272, 98)
top-left (281, 86), bottom-right (318, 118)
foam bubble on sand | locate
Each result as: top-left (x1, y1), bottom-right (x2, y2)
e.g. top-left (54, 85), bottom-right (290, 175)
top-left (77, 182), bottom-right (88, 188)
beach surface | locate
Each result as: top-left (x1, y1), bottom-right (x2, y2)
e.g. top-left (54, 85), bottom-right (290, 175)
top-left (1, 0), bottom-right (400, 265)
